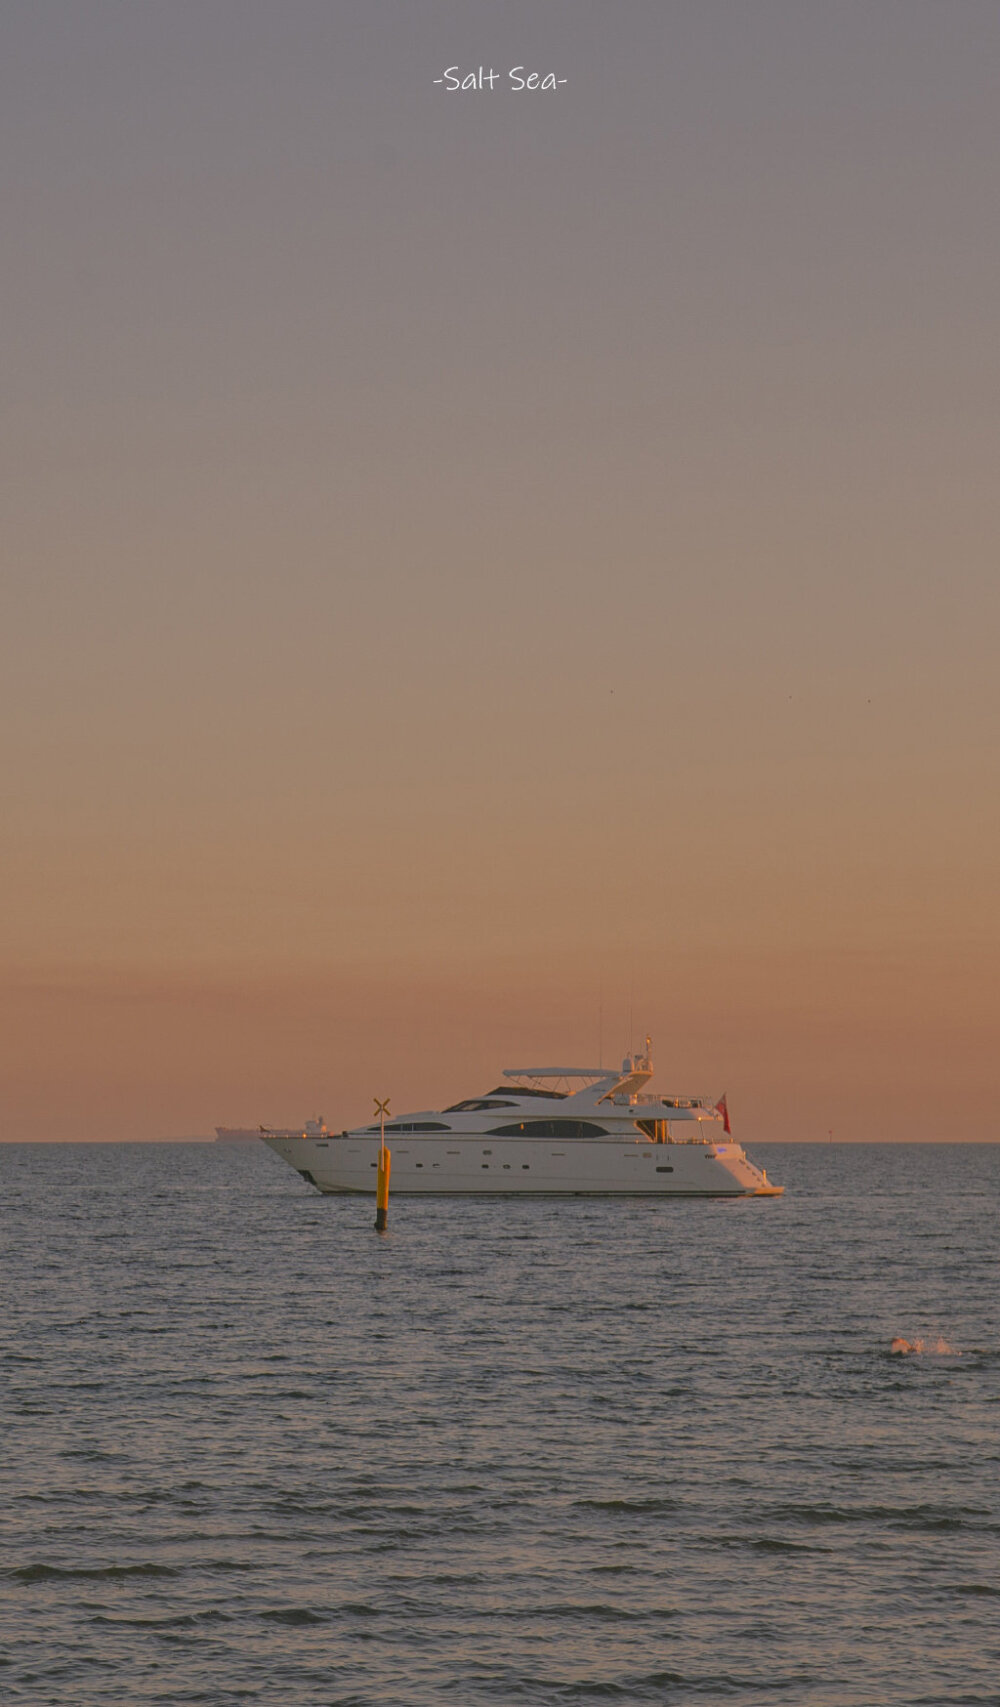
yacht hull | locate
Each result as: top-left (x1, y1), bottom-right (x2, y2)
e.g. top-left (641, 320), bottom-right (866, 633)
top-left (262, 1133), bottom-right (780, 1197)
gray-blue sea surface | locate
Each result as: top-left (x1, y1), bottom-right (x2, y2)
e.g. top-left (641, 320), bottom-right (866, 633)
top-left (2, 1142), bottom-right (998, 1706)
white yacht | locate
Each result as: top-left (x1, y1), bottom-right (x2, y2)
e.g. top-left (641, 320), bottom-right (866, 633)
top-left (261, 1049), bottom-right (782, 1198)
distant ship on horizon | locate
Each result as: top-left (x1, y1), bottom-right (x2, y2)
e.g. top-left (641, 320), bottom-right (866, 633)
top-left (215, 1119), bottom-right (329, 1143)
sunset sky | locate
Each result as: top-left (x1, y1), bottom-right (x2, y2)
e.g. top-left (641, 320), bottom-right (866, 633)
top-left (3, 1), bottom-right (997, 1141)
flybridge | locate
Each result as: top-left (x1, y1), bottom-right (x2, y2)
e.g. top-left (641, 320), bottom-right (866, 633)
top-left (502, 1053), bottom-right (713, 1111)
top-left (502, 1067), bottom-right (622, 1100)
top-left (502, 1067), bottom-right (617, 1084)
top-left (503, 1067), bottom-right (616, 1079)
top-left (503, 1049), bottom-right (654, 1100)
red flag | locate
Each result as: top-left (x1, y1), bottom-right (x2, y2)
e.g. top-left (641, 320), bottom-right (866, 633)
top-left (715, 1094), bottom-right (731, 1134)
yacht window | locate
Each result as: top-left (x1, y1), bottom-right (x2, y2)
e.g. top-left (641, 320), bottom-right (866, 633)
top-left (443, 1098), bottom-right (517, 1113)
top-left (384, 1121), bottom-right (452, 1133)
top-left (487, 1086), bottom-right (567, 1100)
top-left (486, 1119), bottom-right (610, 1138)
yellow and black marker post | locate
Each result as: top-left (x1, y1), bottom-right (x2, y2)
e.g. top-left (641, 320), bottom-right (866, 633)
top-left (373, 1096), bottom-right (391, 1232)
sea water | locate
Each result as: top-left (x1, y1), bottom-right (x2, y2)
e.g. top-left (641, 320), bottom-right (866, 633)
top-left (3, 1142), bottom-right (998, 1705)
